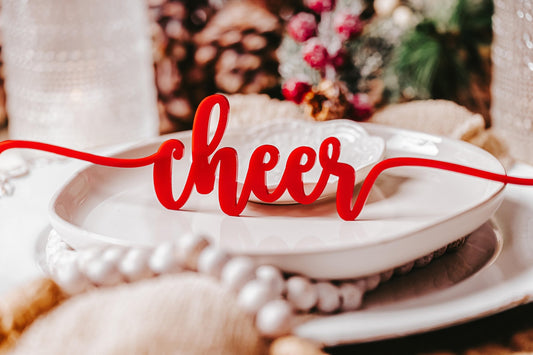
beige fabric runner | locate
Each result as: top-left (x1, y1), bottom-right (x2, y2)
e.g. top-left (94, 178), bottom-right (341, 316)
top-left (6, 275), bottom-right (268, 355)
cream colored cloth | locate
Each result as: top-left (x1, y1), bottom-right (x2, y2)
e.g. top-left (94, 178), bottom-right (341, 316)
top-left (8, 274), bottom-right (268, 355)
top-left (370, 100), bottom-right (511, 167)
top-left (370, 100), bottom-right (486, 140)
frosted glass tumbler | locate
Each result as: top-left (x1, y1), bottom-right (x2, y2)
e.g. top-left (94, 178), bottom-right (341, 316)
top-left (1, 0), bottom-right (159, 150)
top-left (491, 0), bottom-right (533, 164)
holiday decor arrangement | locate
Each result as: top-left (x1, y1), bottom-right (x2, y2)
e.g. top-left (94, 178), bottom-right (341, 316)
top-left (278, 0), bottom-right (493, 122)
top-left (0, 94), bottom-right (532, 343)
top-left (0, 0), bottom-right (494, 131)
top-left (1, 93), bottom-right (533, 353)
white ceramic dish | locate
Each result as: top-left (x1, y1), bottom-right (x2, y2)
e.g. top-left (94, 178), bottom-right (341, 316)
top-left (294, 163), bottom-right (533, 345)
top-left (49, 123), bottom-right (506, 279)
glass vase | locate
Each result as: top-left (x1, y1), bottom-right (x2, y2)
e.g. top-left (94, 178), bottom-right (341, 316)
top-left (1, 0), bottom-right (159, 151)
top-left (491, 0), bottom-right (533, 164)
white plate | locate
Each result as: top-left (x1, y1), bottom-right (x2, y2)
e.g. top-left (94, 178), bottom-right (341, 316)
top-left (49, 123), bottom-right (506, 279)
top-left (294, 163), bottom-right (533, 346)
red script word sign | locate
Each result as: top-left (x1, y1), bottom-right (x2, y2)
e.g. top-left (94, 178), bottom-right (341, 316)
top-left (1, 94), bottom-right (533, 220)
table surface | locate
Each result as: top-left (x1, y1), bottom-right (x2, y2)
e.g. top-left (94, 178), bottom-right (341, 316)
top-left (2, 127), bottom-right (533, 353)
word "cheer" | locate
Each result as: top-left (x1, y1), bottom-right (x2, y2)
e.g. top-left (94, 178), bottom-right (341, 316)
top-left (1, 95), bottom-right (532, 221)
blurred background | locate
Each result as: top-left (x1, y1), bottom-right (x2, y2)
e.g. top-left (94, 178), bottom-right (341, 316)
top-left (0, 0), bottom-right (494, 133)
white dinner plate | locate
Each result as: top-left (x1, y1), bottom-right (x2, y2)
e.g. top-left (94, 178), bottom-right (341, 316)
top-left (294, 163), bottom-right (533, 345)
top-left (49, 123), bottom-right (506, 279)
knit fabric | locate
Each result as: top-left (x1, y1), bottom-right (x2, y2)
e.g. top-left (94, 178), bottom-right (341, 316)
top-left (8, 274), bottom-right (268, 355)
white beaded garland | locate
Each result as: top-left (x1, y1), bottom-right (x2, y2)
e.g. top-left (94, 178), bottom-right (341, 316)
top-left (365, 274), bottom-right (381, 291)
top-left (414, 253), bottom-right (433, 268)
top-left (380, 269), bottom-right (394, 283)
top-left (77, 247), bottom-right (103, 271)
top-left (149, 242), bottom-right (182, 274)
top-left (176, 233), bottom-right (210, 270)
top-left (395, 261), bottom-right (415, 275)
top-left (286, 276), bottom-right (318, 312)
top-left (84, 257), bottom-right (123, 286)
top-left (118, 248), bottom-right (153, 282)
top-left (433, 246), bottom-right (447, 258)
top-left (100, 246), bottom-right (126, 264)
top-left (255, 265), bottom-right (285, 296)
top-left (255, 299), bottom-right (293, 338)
top-left (339, 282), bottom-right (364, 311)
top-left (197, 246), bottom-right (230, 279)
top-left (45, 228), bottom-right (465, 338)
top-left (238, 279), bottom-right (275, 314)
top-left (54, 259), bottom-right (90, 295)
top-left (221, 256), bottom-right (255, 292)
top-left (315, 282), bottom-right (340, 313)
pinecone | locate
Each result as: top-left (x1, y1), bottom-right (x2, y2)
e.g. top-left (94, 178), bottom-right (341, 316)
top-left (0, 51), bottom-right (6, 129)
top-left (0, 3), bottom-right (7, 129)
top-left (302, 80), bottom-right (352, 121)
top-left (148, 0), bottom-right (219, 133)
top-left (193, 1), bottom-right (282, 96)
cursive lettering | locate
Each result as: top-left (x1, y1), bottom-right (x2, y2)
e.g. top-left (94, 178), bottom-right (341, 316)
top-left (1, 94), bottom-right (533, 221)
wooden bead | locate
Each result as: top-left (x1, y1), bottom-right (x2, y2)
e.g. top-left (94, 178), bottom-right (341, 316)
top-left (197, 246), bottom-right (229, 279)
top-left (237, 280), bottom-right (274, 314)
top-left (339, 283), bottom-right (365, 311)
top-left (256, 300), bottom-right (293, 338)
top-left (315, 282), bottom-right (340, 313)
top-left (286, 276), bottom-right (317, 312)
top-left (119, 249), bottom-right (154, 282)
top-left (149, 242), bottom-right (182, 274)
top-left (221, 256), bottom-right (255, 292)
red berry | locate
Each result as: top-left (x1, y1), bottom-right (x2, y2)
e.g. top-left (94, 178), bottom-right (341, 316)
top-left (287, 12), bottom-right (317, 43)
top-left (304, 0), bottom-right (335, 13)
top-left (282, 79), bottom-right (312, 104)
top-left (302, 38), bottom-right (329, 69)
top-left (334, 13), bottom-right (363, 40)
top-left (330, 48), bottom-right (347, 68)
top-left (351, 93), bottom-right (373, 120)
